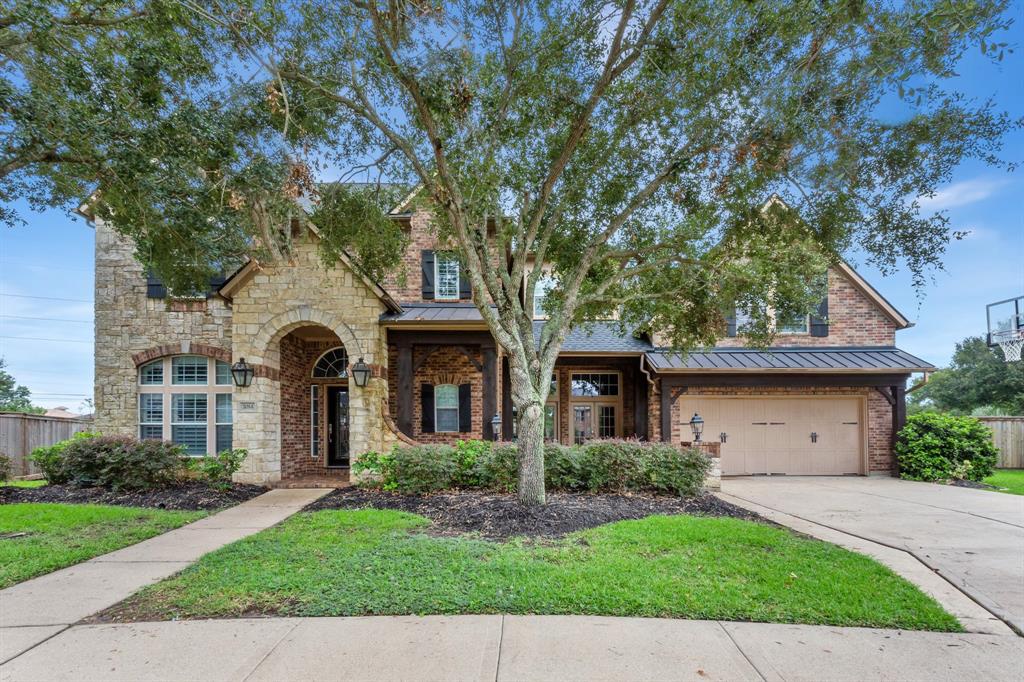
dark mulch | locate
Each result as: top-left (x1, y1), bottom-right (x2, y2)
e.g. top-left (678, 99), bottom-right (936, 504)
top-left (950, 479), bottom-right (998, 491)
top-left (305, 487), bottom-right (767, 539)
top-left (0, 482), bottom-right (268, 511)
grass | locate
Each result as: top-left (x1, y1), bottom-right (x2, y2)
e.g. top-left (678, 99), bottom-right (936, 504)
top-left (1, 480), bottom-right (47, 488)
top-left (0, 503), bottom-right (205, 587)
top-left (983, 469), bottom-right (1024, 496)
top-left (111, 509), bottom-right (961, 631)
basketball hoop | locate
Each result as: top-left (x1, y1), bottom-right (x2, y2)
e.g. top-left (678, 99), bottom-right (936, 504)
top-left (994, 329), bottom-right (1024, 363)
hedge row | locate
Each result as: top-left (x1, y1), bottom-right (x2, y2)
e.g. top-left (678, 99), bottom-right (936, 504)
top-left (895, 413), bottom-right (998, 482)
top-left (353, 439), bottom-right (711, 497)
top-left (31, 432), bottom-right (247, 491)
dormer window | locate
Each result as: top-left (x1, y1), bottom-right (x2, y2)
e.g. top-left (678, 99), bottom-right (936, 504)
top-left (435, 253), bottom-right (460, 301)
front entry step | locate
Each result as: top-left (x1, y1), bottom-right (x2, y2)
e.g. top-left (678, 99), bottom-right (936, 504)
top-left (272, 476), bottom-right (351, 489)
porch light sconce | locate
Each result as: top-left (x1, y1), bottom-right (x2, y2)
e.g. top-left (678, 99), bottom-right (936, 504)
top-left (350, 357), bottom-right (371, 387)
top-left (490, 413), bottom-right (502, 441)
top-left (231, 358), bottom-right (255, 388)
top-left (689, 412), bottom-right (704, 443)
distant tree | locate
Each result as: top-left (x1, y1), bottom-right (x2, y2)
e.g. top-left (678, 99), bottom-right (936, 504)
top-left (910, 337), bottom-right (1024, 416)
top-left (0, 358), bottom-right (43, 414)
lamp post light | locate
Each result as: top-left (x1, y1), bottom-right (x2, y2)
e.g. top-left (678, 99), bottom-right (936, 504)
top-left (350, 357), bottom-right (371, 387)
top-left (230, 358), bottom-right (254, 388)
top-left (490, 413), bottom-right (502, 441)
top-left (689, 412), bottom-right (704, 443)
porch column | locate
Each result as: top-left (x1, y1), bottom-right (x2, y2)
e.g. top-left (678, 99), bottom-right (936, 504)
top-left (891, 383), bottom-right (907, 474)
top-left (501, 357), bottom-right (514, 440)
top-left (660, 381), bottom-right (673, 443)
top-left (633, 365), bottom-right (649, 440)
top-left (396, 341), bottom-right (413, 437)
top-left (482, 344), bottom-right (497, 440)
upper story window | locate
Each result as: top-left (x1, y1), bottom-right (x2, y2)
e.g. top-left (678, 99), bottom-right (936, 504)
top-left (312, 347), bottom-right (349, 378)
top-left (435, 253), bottom-right (460, 301)
top-left (775, 312), bottom-right (810, 335)
top-left (533, 274), bottom-right (556, 319)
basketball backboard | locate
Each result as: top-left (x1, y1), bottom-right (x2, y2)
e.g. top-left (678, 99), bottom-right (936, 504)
top-left (987, 296), bottom-right (1023, 362)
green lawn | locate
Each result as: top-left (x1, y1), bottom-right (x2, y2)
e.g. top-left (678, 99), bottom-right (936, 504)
top-left (109, 509), bottom-right (960, 631)
top-left (1, 480), bottom-right (47, 488)
top-left (0, 503), bottom-right (205, 588)
top-left (983, 469), bottom-right (1024, 496)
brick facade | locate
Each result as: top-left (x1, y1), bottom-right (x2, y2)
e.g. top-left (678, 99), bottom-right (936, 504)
top-left (714, 268), bottom-right (898, 348)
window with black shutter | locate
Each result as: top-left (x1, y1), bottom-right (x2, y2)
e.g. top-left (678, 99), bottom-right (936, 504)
top-left (420, 383), bottom-right (435, 433)
top-left (421, 250), bottom-right (435, 299)
top-left (458, 383), bottom-right (472, 432)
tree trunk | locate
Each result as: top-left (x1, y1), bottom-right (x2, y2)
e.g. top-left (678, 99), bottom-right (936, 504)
top-left (508, 356), bottom-right (547, 506)
top-left (515, 401), bottom-right (546, 506)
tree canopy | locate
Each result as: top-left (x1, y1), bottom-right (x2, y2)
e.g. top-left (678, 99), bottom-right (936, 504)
top-left (3, 0), bottom-right (1019, 503)
top-left (911, 337), bottom-right (1024, 416)
top-left (0, 358), bottom-right (42, 413)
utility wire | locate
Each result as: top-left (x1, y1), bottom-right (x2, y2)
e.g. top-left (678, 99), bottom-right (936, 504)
top-left (0, 314), bottom-right (93, 324)
top-left (0, 293), bottom-right (93, 303)
top-left (0, 336), bottom-right (92, 344)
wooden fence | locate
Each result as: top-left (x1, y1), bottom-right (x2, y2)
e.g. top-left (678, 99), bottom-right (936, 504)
top-left (978, 417), bottom-right (1024, 469)
top-left (0, 413), bottom-right (92, 478)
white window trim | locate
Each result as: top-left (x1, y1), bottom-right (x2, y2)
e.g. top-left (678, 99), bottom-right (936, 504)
top-left (138, 355), bottom-right (232, 456)
top-left (434, 253), bottom-right (460, 301)
top-left (434, 383), bottom-right (460, 433)
top-left (215, 393), bottom-right (233, 453)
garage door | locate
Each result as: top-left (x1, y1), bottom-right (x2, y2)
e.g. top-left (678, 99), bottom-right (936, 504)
top-left (677, 396), bottom-right (863, 475)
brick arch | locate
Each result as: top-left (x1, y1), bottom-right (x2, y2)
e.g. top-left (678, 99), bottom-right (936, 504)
top-left (252, 306), bottom-right (365, 370)
top-left (132, 341), bottom-right (231, 367)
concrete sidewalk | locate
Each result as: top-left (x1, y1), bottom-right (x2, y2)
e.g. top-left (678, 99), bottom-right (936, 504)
top-left (2, 615), bottom-right (1022, 682)
top-left (0, 488), bottom-right (328, 664)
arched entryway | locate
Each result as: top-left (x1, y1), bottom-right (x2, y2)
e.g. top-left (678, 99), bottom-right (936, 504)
top-left (278, 325), bottom-right (351, 481)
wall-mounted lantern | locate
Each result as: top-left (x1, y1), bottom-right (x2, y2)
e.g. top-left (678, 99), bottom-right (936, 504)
top-left (689, 412), bottom-right (704, 443)
top-left (350, 357), bottom-right (371, 387)
top-left (230, 358), bottom-right (254, 388)
top-left (490, 413), bottom-right (502, 441)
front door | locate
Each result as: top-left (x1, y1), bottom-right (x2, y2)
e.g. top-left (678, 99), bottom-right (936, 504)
top-left (327, 386), bottom-right (350, 467)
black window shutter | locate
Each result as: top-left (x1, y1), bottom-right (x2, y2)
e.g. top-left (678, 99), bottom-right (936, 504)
top-left (458, 383), bottom-right (472, 432)
top-left (146, 272), bottom-right (167, 299)
top-left (421, 250), bottom-right (435, 299)
top-left (810, 295), bottom-right (829, 337)
top-left (458, 267), bottom-right (472, 300)
top-left (725, 309), bottom-right (737, 337)
top-left (420, 383), bottom-right (435, 433)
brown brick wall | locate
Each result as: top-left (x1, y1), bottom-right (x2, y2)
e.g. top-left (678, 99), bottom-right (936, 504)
top-left (411, 346), bottom-right (484, 444)
top-left (666, 384), bottom-right (894, 473)
top-left (715, 268), bottom-right (898, 348)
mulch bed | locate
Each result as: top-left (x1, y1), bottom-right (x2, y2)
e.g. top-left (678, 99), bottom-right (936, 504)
top-left (0, 482), bottom-right (268, 511)
top-left (305, 488), bottom-right (767, 540)
top-left (950, 479), bottom-right (998, 491)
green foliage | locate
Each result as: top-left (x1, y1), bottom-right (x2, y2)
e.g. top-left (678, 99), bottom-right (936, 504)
top-left (112, 510), bottom-right (961, 631)
top-left (910, 337), bottom-right (1024, 415)
top-left (0, 503), bottom-right (204, 588)
top-left (0, 358), bottom-right (42, 413)
top-left (0, 452), bottom-right (11, 482)
top-left (356, 439), bottom-right (710, 497)
top-left (191, 449), bottom-right (248, 491)
top-left (29, 431), bottom-right (97, 484)
top-left (896, 413), bottom-right (999, 482)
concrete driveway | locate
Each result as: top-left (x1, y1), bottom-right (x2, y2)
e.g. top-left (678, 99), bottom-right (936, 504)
top-left (721, 476), bottom-right (1024, 634)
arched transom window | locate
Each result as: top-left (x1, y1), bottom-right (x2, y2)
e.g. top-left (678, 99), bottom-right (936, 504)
top-left (312, 347), bottom-right (349, 378)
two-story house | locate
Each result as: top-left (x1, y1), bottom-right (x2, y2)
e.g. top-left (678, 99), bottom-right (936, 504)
top-left (88, 194), bottom-right (933, 485)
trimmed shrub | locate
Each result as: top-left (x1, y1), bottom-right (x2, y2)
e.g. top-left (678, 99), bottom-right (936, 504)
top-left (29, 431), bottom-right (97, 484)
top-left (896, 413), bottom-right (999, 482)
top-left (193, 449), bottom-right (248, 490)
top-left (358, 438), bottom-right (711, 497)
top-left (0, 452), bottom-right (10, 482)
top-left (63, 436), bottom-right (188, 491)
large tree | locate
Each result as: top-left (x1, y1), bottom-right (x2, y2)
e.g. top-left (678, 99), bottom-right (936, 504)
top-left (3, 0), bottom-right (1019, 504)
top-left (0, 358), bottom-right (42, 413)
top-left (911, 337), bottom-right (1024, 415)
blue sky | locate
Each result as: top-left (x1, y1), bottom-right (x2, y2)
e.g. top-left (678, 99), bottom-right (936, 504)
top-left (1, 15), bottom-right (1022, 411)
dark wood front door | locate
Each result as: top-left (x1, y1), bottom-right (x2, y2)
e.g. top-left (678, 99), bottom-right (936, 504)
top-left (327, 386), bottom-right (350, 467)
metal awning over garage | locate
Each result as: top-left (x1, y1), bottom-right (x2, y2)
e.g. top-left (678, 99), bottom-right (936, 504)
top-left (646, 347), bottom-right (934, 373)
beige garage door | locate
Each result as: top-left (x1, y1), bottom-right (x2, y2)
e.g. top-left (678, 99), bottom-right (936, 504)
top-left (677, 396), bottom-right (863, 475)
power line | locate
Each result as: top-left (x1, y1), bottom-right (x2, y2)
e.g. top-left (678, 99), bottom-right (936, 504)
top-left (31, 392), bottom-right (90, 397)
top-left (0, 314), bottom-right (93, 324)
top-left (0, 293), bottom-right (93, 303)
top-left (0, 336), bottom-right (92, 344)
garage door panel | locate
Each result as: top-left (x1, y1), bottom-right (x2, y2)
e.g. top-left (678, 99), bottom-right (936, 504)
top-left (680, 396), bottom-right (863, 476)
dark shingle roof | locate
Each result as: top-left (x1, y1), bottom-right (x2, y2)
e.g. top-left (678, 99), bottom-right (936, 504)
top-left (534, 321), bottom-right (654, 353)
top-left (645, 347), bottom-right (934, 372)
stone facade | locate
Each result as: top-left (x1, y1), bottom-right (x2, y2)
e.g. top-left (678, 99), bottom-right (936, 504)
top-left (93, 218), bottom-right (232, 437)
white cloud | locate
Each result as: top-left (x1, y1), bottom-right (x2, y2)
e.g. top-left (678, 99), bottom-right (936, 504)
top-left (918, 178), bottom-right (1011, 211)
